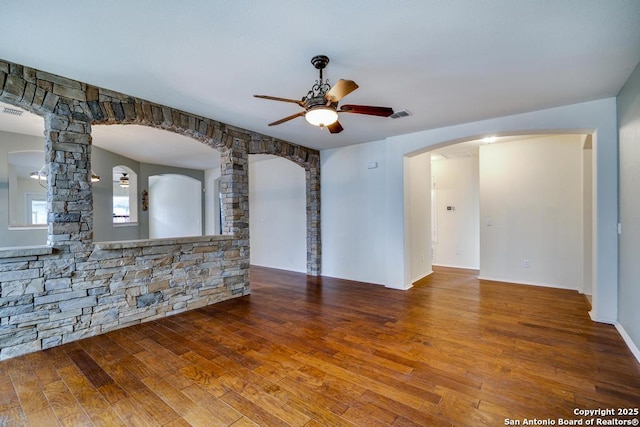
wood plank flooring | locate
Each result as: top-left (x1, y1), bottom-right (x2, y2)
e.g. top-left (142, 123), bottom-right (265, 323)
top-left (1, 266), bottom-right (639, 426)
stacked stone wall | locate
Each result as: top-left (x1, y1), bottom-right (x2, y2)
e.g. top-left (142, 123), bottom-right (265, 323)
top-left (0, 58), bottom-right (320, 359)
top-left (0, 236), bottom-right (247, 360)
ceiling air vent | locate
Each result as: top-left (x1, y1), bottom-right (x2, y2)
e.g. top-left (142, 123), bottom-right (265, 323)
top-left (2, 106), bottom-right (24, 116)
top-left (390, 109), bottom-right (411, 119)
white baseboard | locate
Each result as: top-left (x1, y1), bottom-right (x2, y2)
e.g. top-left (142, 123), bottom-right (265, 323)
top-left (411, 270), bottom-right (433, 285)
top-left (615, 323), bottom-right (640, 365)
top-left (386, 282), bottom-right (414, 291)
top-left (588, 310), bottom-right (616, 325)
top-left (432, 263), bottom-right (480, 271)
top-left (477, 275), bottom-right (576, 290)
top-left (385, 270), bottom-right (433, 290)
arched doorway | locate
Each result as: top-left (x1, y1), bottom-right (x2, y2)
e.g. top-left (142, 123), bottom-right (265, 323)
top-left (426, 134), bottom-right (593, 297)
top-left (248, 154), bottom-right (306, 273)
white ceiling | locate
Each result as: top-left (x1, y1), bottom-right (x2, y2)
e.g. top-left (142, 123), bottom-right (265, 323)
top-left (1, 0), bottom-right (639, 159)
top-left (91, 125), bottom-right (221, 170)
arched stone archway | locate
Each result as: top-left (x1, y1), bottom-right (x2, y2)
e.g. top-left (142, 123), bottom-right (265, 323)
top-left (0, 58), bottom-right (321, 275)
top-left (0, 58), bottom-right (322, 358)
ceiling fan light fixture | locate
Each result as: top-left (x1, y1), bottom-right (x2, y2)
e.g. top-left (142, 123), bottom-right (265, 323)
top-left (30, 165), bottom-right (47, 181)
top-left (305, 106), bottom-right (338, 127)
top-left (119, 173), bottom-right (129, 188)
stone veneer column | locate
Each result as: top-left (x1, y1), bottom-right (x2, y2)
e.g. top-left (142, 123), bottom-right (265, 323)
top-left (44, 114), bottom-right (94, 255)
top-left (219, 136), bottom-right (250, 292)
top-left (306, 166), bottom-right (321, 276)
top-left (219, 137), bottom-right (249, 238)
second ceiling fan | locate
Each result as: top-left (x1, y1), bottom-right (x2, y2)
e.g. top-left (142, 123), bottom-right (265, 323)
top-left (254, 55), bottom-right (394, 134)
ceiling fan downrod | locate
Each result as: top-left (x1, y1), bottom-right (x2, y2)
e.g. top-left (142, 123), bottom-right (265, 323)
top-left (306, 55), bottom-right (332, 102)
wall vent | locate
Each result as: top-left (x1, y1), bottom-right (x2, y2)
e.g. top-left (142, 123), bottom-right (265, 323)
top-left (2, 106), bottom-right (24, 116)
top-left (390, 109), bottom-right (411, 119)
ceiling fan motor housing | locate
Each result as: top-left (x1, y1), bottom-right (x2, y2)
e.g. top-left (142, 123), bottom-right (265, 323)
top-left (311, 55), bottom-right (330, 70)
top-left (305, 96), bottom-right (336, 109)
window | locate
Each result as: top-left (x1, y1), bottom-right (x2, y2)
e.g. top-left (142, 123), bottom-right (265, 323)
top-left (112, 196), bottom-right (130, 223)
top-left (26, 194), bottom-right (47, 225)
top-left (112, 166), bottom-right (137, 224)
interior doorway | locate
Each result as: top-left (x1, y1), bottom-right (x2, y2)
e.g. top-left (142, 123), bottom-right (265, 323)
top-left (430, 150), bottom-right (480, 270)
top-left (248, 154), bottom-right (306, 273)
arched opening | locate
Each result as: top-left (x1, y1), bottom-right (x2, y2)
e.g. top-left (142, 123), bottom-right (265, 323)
top-left (248, 154), bottom-right (307, 273)
top-left (0, 102), bottom-right (47, 248)
top-left (91, 124), bottom-right (220, 242)
top-left (406, 132), bottom-right (595, 299)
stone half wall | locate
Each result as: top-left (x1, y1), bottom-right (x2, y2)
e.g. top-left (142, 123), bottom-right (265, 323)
top-left (0, 236), bottom-right (246, 360)
top-left (0, 57), bottom-right (320, 359)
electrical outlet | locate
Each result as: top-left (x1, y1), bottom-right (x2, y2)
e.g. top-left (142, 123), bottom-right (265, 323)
top-left (523, 259), bottom-right (530, 268)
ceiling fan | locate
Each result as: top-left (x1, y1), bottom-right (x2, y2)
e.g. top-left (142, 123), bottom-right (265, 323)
top-left (254, 55), bottom-right (394, 134)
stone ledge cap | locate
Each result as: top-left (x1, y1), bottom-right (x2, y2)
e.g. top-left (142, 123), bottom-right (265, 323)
top-left (94, 235), bottom-right (235, 250)
top-left (0, 245), bottom-right (54, 259)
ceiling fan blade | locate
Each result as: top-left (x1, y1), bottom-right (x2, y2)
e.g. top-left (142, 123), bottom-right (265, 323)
top-left (339, 104), bottom-right (394, 117)
top-left (325, 79), bottom-right (359, 103)
top-left (254, 95), bottom-right (305, 107)
top-left (327, 121), bottom-right (344, 134)
top-left (268, 111), bottom-right (306, 126)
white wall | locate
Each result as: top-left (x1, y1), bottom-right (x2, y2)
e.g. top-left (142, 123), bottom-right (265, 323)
top-left (478, 135), bottom-right (584, 289)
top-left (138, 163), bottom-right (205, 240)
top-left (431, 156), bottom-right (480, 269)
top-left (205, 167), bottom-right (221, 235)
top-left (321, 140), bottom-right (387, 284)
top-left (582, 140), bottom-right (593, 296)
top-left (617, 60), bottom-right (640, 359)
top-left (148, 174), bottom-right (202, 239)
top-left (249, 155), bottom-right (306, 273)
top-left (321, 98), bottom-right (617, 322)
top-left (405, 152), bottom-right (432, 284)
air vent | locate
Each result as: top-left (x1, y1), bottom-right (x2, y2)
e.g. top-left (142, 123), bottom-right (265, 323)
top-left (390, 109), bottom-right (411, 119)
top-left (2, 106), bottom-right (24, 116)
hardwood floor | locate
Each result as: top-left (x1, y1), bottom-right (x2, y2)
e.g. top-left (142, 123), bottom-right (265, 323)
top-left (1, 266), bottom-right (639, 426)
